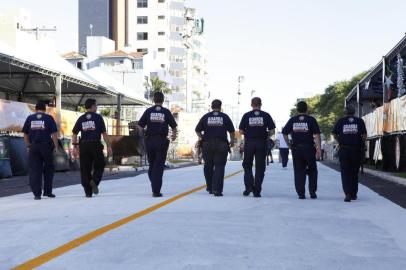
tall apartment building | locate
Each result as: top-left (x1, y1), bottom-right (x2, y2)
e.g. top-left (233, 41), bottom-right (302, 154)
top-left (79, 0), bottom-right (128, 54)
top-left (78, 0), bottom-right (207, 111)
top-left (126, 0), bottom-right (186, 103)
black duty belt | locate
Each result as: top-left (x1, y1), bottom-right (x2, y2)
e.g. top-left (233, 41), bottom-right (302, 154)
top-left (80, 139), bottom-right (101, 143)
top-left (340, 144), bottom-right (361, 148)
top-left (293, 144), bottom-right (314, 148)
top-left (32, 141), bottom-right (52, 145)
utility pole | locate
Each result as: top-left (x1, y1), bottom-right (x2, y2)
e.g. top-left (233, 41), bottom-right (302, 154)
top-left (21, 26), bottom-right (57, 40)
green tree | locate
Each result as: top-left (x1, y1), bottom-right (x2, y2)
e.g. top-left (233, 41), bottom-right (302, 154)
top-left (290, 72), bottom-right (367, 138)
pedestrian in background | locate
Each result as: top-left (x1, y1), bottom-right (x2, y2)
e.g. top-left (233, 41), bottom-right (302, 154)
top-left (277, 131), bottom-right (289, 169)
top-left (195, 99), bottom-right (235, 197)
top-left (138, 92), bottom-right (178, 197)
top-left (72, 98), bottom-right (112, 198)
top-left (332, 105), bottom-right (367, 202)
top-left (22, 101), bottom-right (58, 200)
top-left (282, 101), bottom-right (321, 200)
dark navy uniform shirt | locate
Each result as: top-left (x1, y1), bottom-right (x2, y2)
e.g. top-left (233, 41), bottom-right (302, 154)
top-left (138, 105), bottom-right (177, 137)
top-left (332, 116), bottom-right (367, 146)
top-left (72, 112), bottom-right (106, 141)
top-left (282, 114), bottom-right (320, 146)
top-left (195, 111), bottom-right (235, 142)
top-left (22, 112), bottom-right (57, 143)
top-left (239, 110), bottom-right (276, 139)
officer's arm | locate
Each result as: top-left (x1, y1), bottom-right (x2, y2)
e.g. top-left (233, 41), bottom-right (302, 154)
top-left (171, 127), bottom-right (178, 141)
top-left (196, 131), bottom-right (203, 139)
top-left (268, 129), bottom-right (275, 138)
top-left (229, 132), bottom-right (236, 147)
top-left (51, 133), bottom-right (58, 151)
top-left (332, 134), bottom-right (339, 143)
top-left (23, 134), bottom-right (30, 148)
top-left (283, 134), bottom-right (290, 149)
top-left (314, 133), bottom-right (322, 150)
top-left (102, 132), bottom-right (111, 148)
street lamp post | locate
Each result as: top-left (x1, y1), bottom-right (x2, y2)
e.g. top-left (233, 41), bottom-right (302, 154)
top-left (237, 75), bottom-right (245, 122)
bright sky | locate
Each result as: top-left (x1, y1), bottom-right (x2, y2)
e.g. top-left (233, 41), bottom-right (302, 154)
top-left (2, 0), bottom-right (406, 126)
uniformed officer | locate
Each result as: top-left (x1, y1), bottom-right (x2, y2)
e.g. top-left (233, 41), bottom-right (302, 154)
top-left (239, 97), bottom-right (276, 197)
top-left (72, 98), bottom-right (112, 198)
top-left (332, 105), bottom-right (367, 202)
top-left (138, 92), bottom-right (178, 197)
top-left (282, 101), bottom-right (321, 199)
top-left (22, 101), bottom-right (58, 200)
top-left (195, 99), bottom-right (235, 197)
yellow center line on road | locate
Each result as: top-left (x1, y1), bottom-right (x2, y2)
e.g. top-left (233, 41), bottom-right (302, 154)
top-left (12, 169), bottom-right (243, 270)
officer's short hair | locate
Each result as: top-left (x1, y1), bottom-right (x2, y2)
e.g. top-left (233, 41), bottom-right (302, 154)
top-left (211, 99), bottom-right (222, 110)
top-left (153, 92), bottom-right (165, 104)
top-left (251, 97), bottom-right (262, 107)
top-left (297, 101), bottom-right (308, 113)
top-left (84, 98), bottom-right (97, 109)
top-left (35, 101), bottom-right (46, 111)
top-left (345, 105), bottom-right (356, 116)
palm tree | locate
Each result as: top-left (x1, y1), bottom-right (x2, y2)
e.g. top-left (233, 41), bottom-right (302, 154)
top-left (144, 77), bottom-right (172, 99)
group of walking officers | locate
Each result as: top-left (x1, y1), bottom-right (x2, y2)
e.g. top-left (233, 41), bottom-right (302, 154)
top-left (23, 92), bottom-right (366, 203)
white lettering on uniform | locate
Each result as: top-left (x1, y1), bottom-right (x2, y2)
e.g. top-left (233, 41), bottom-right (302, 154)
top-left (150, 113), bottom-right (165, 123)
top-left (343, 124), bottom-right (358, 134)
top-left (249, 117), bottom-right (264, 126)
top-left (293, 122), bottom-right (309, 132)
top-left (207, 117), bottom-right (223, 126)
top-left (82, 121), bottom-right (96, 131)
top-left (31, 121), bottom-right (45, 130)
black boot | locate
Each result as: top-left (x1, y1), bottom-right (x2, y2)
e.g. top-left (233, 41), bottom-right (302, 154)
top-left (310, 192), bottom-right (317, 199)
top-left (43, 193), bottom-right (56, 198)
top-left (153, 193), bottom-right (163, 198)
top-left (213, 192), bottom-right (223, 197)
top-left (344, 195), bottom-right (351, 202)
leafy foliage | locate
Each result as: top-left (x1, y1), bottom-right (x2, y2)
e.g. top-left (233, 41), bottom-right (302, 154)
top-left (290, 72), bottom-right (367, 138)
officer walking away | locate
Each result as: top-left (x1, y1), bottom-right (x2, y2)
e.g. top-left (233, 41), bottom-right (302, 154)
top-left (239, 97), bottom-right (276, 198)
top-left (72, 99), bottom-right (112, 198)
top-left (282, 101), bottom-right (321, 200)
top-left (332, 105), bottom-right (367, 202)
top-left (22, 101), bottom-right (58, 200)
top-left (138, 92), bottom-right (177, 197)
top-left (277, 131), bottom-right (289, 169)
top-left (195, 99), bottom-right (235, 197)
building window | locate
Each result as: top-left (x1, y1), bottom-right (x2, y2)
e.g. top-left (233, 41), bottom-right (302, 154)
top-left (161, 64), bottom-right (166, 68)
top-left (137, 48), bottom-right (148, 53)
top-left (158, 31), bottom-right (165, 36)
top-left (137, 32), bottom-right (148, 40)
top-left (137, 0), bottom-right (148, 8)
top-left (158, 15), bottom-right (165, 20)
top-left (137, 16), bottom-right (148, 24)
top-left (158, 48), bottom-right (165, 52)
top-left (158, 0), bottom-right (165, 3)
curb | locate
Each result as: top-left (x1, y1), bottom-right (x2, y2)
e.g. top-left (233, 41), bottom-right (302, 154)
top-left (363, 168), bottom-right (406, 187)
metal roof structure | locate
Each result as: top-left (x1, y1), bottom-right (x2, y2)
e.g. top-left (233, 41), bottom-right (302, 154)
top-left (0, 41), bottom-right (150, 108)
top-left (346, 34), bottom-right (406, 111)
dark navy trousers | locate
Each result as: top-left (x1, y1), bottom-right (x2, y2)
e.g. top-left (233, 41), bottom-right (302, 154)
top-left (339, 146), bottom-right (361, 197)
top-left (242, 139), bottom-right (267, 194)
top-left (292, 145), bottom-right (318, 196)
top-left (28, 143), bottom-right (54, 197)
top-left (202, 139), bottom-right (229, 193)
top-left (79, 141), bottom-right (106, 196)
top-left (279, 148), bottom-right (289, 167)
top-left (146, 136), bottom-right (169, 194)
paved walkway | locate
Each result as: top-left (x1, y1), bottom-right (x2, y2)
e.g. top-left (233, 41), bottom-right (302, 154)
top-left (1, 162), bottom-right (406, 269)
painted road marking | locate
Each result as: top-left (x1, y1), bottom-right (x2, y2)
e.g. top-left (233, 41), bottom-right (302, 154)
top-left (12, 169), bottom-right (243, 270)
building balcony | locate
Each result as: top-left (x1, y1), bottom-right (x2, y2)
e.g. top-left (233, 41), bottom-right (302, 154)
top-left (170, 62), bottom-right (185, 70)
top-left (170, 1), bottom-right (185, 10)
top-left (170, 16), bottom-right (184, 26)
top-left (170, 46), bottom-right (186, 56)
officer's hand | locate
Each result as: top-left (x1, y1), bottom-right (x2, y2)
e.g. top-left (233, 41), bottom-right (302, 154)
top-left (171, 134), bottom-right (177, 142)
top-left (230, 142), bottom-right (235, 148)
top-left (73, 147), bottom-right (79, 159)
top-left (107, 146), bottom-right (113, 156)
top-left (54, 147), bottom-right (59, 154)
top-left (316, 148), bottom-right (321, 160)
